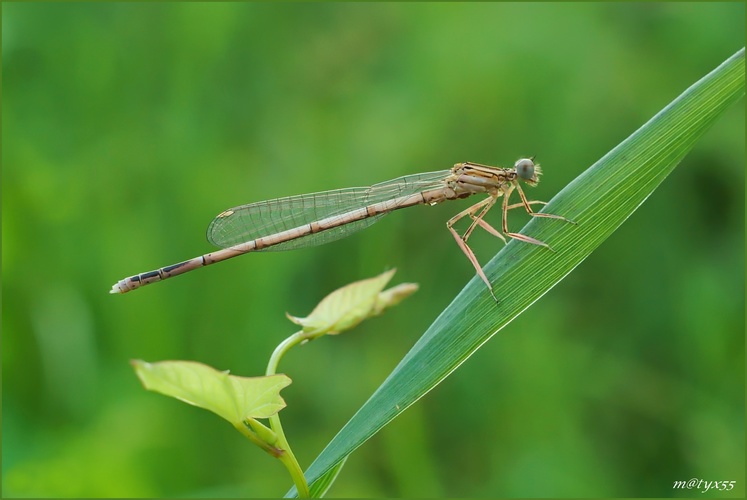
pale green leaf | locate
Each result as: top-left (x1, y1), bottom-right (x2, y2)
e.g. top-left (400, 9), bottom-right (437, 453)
top-left (132, 360), bottom-right (291, 424)
top-left (372, 283), bottom-right (419, 316)
top-left (286, 268), bottom-right (397, 335)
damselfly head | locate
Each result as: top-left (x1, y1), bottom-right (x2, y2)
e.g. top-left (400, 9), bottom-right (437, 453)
top-left (515, 158), bottom-right (542, 185)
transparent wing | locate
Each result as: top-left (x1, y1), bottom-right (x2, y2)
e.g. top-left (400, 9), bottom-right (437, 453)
top-left (207, 170), bottom-right (452, 252)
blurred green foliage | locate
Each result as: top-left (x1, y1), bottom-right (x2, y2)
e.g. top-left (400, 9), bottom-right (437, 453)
top-left (3, 3), bottom-right (744, 498)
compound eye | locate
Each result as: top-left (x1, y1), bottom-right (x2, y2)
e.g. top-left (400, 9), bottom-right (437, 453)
top-left (515, 158), bottom-right (536, 180)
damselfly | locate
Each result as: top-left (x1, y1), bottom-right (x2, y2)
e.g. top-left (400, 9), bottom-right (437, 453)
top-left (110, 158), bottom-right (573, 300)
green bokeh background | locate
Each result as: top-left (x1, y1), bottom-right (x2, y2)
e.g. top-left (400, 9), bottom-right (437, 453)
top-left (3, 2), bottom-right (744, 497)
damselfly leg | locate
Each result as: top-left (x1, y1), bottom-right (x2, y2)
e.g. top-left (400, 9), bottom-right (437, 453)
top-left (446, 182), bottom-right (575, 301)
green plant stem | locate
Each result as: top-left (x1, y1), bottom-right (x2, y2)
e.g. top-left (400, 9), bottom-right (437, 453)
top-left (267, 330), bottom-right (309, 376)
top-left (265, 331), bottom-right (312, 498)
top-left (270, 413), bottom-right (310, 498)
top-left (234, 420), bottom-right (283, 458)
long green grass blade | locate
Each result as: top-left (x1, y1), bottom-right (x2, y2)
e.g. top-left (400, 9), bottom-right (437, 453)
top-left (307, 457), bottom-right (347, 498)
top-left (287, 47), bottom-right (745, 497)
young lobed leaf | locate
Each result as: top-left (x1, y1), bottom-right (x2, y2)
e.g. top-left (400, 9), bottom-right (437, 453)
top-left (286, 268), bottom-right (417, 336)
top-left (132, 360), bottom-right (292, 425)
